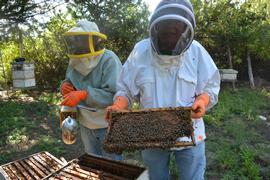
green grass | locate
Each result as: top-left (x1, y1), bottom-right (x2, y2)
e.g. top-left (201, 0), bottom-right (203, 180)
top-left (204, 88), bottom-right (269, 125)
top-left (204, 88), bottom-right (270, 179)
top-left (0, 88), bottom-right (270, 179)
top-left (129, 88), bottom-right (270, 179)
top-left (0, 91), bottom-right (66, 164)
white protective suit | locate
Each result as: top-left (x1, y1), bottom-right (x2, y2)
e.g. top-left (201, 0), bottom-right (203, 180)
top-left (114, 38), bottom-right (220, 147)
top-left (63, 21), bottom-right (122, 129)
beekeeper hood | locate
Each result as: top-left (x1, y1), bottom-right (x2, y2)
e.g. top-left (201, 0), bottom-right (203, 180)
top-left (63, 20), bottom-right (107, 59)
top-left (150, 0), bottom-right (196, 56)
top-left (64, 20), bottom-right (107, 76)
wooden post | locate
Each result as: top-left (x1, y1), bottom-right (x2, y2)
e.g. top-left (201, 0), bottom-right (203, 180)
top-left (16, 24), bottom-right (24, 57)
top-left (227, 46), bottom-right (235, 90)
top-left (227, 46), bottom-right (233, 69)
top-left (0, 50), bottom-right (9, 97)
top-left (247, 51), bottom-right (255, 89)
top-left (0, 50), bottom-right (7, 86)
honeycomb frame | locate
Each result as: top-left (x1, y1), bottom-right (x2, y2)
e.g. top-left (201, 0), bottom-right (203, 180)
top-left (104, 107), bottom-right (195, 154)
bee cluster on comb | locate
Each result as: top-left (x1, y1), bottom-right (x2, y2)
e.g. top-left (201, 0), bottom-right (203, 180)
top-left (104, 107), bottom-right (195, 154)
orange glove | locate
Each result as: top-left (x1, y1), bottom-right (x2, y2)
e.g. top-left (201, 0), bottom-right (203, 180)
top-left (61, 82), bottom-right (76, 95)
top-left (191, 93), bottom-right (210, 119)
top-left (60, 90), bottom-right (88, 107)
top-left (105, 96), bottom-right (129, 121)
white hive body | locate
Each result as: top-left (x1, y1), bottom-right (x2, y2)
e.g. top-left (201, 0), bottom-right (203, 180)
top-left (219, 69), bottom-right (238, 82)
top-left (12, 61), bottom-right (36, 88)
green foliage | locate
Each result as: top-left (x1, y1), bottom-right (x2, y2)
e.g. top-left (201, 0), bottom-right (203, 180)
top-left (0, 13), bottom-right (76, 89)
top-left (1, 0), bottom-right (270, 89)
top-left (204, 88), bottom-right (269, 124)
top-left (193, 0), bottom-right (270, 70)
top-left (216, 144), bottom-right (239, 170)
top-left (0, 0), bottom-right (62, 24)
top-left (239, 146), bottom-right (260, 179)
top-left (0, 1), bottom-right (150, 89)
top-left (0, 13), bottom-right (75, 89)
top-left (164, 88), bottom-right (270, 178)
top-left (248, 0), bottom-right (270, 17)
top-left (67, 0), bottom-right (150, 62)
top-left (23, 13), bottom-right (75, 89)
top-left (0, 1), bottom-right (66, 42)
top-left (0, 92), bottom-right (64, 164)
top-left (207, 121), bottom-right (263, 179)
top-left (0, 41), bottom-right (20, 86)
top-left (204, 88), bottom-right (270, 179)
top-left (233, 1), bottom-right (269, 59)
top-left (35, 135), bottom-right (64, 155)
top-left (0, 88), bottom-right (270, 178)
top-left (6, 128), bottom-right (28, 145)
top-left (38, 92), bottom-right (61, 105)
top-left (212, 144), bottom-right (261, 179)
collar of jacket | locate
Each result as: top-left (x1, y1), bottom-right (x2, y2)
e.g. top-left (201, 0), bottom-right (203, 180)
top-left (150, 48), bottom-right (185, 69)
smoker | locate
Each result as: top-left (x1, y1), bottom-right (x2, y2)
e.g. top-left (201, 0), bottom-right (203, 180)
top-left (59, 105), bottom-right (97, 145)
top-left (59, 106), bottom-right (79, 145)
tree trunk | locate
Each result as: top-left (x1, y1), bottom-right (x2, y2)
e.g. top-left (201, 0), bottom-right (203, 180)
top-left (227, 46), bottom-right (233, 69)
top-left (247, 51), bottom-right (255, 89)
top-left (0, 50), bottom-right (7, 85)
top-left (17, 24), bottom-right (24, 57)
top-left (0, 50), bottom-right (9, 97)
top-left (227, 46), bottom-right (236, 90)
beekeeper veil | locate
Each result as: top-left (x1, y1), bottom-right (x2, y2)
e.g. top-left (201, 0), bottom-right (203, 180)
top-left (63, 20), bottom-right (107, 76)
top-left (64, 20), bottom-right (107, 58)
top-left (150, 0), bottom-right (196, 56)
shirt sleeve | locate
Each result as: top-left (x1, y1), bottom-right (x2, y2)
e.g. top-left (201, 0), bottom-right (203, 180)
top-left (85, 56), bottom-right (122, 108)
top-left (196, 45), bottom-right (221, 110)
top-left (114, 50), bottom-right (140, 107)
top-left (59, 66), bottom-right (73, 91)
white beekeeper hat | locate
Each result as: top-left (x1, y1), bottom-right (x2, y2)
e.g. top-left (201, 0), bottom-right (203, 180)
top-left (63, 20), bottom-right (107, 58)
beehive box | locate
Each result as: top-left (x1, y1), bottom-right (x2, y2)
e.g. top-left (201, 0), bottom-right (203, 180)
top-left (12, 62), bottom-right (35, 88)
top-left (104, 107), bottom-right (195, 154)
top-left (0, 152), bottom-right (148, 180)
top-left (45, 154), bottom-right (148, 180)
top-left (0, 151), bottom-right (66, 180)
top-left (12, 79), bottom-right (36, 88)
top-left (219, 69), bottom-right (238, 82)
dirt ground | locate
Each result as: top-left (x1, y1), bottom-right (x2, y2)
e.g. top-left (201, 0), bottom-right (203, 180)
top-left (0, 90), bottom-right (141, 165)
top-left (1, 89), bottom-right (270, 179)
top-left (0, 91), bottom-right (83, 163)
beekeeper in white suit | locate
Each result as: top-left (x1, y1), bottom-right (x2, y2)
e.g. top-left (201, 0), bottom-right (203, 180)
top-left (60, 20), bottom-right (122, 160)
top-left (106, 0), bottom-right (220, 179)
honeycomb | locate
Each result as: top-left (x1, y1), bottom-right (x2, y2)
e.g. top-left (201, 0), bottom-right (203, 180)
top-left (103, 107), bottom-right (194, 154)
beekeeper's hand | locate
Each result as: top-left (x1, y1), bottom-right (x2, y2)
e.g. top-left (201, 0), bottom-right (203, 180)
top-left (105, 96), bottom-right (129, 121)
top-left (60, 90), bottom-right (88, 107)
top-left (61, 82), bottom-right (76, 95)
top-left (191, 93), bottom-right (210, 119)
